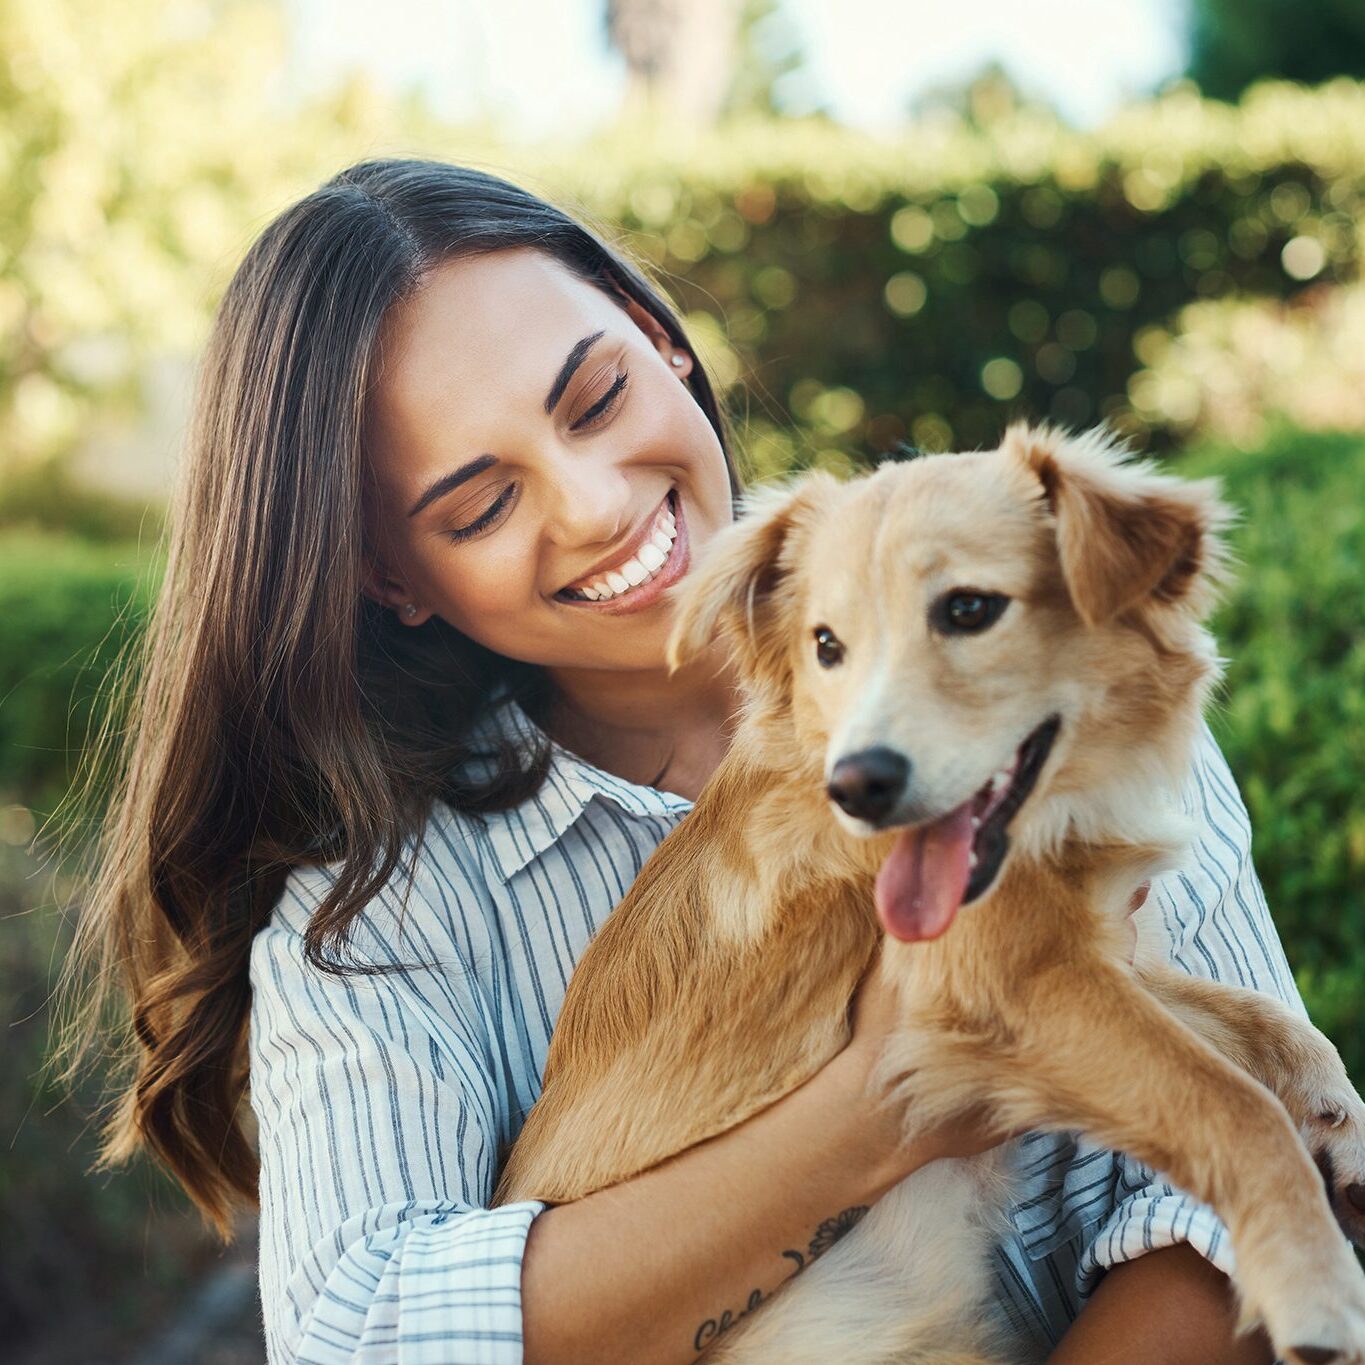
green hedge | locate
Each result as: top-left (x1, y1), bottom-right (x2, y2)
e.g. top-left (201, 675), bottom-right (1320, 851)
top-left (1180, 427), bottom-right (1365, 1076)
top-left (0, 532), bottom-right (158, 810)
top-left (510, 86), bottom-right (1365, 464)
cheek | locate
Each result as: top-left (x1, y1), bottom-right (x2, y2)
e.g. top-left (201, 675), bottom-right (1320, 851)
top-left (421, 535), bottom-right (547, 642)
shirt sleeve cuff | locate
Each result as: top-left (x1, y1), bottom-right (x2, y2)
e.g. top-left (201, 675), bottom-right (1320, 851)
top-left (1075, 1159), bottom-right (1236, 1300)
top-left (295, 1200), bottom-right (548, 1364)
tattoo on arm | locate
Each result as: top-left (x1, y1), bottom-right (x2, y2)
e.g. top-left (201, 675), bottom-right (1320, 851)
top-left (691, 1206), bottom-right (869, 1355)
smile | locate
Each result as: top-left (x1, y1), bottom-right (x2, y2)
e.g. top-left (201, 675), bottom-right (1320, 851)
top-left (553, 489), bottom-right (690, 613)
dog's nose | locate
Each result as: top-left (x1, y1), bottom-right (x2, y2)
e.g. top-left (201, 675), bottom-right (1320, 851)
top-left (827, 747), bottom-right (910, 823)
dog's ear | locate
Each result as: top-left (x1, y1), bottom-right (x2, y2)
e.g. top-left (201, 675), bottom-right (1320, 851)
top-left (666, 471), bottom-right (837, 690)
top-left (1004, 423), bottom-right (1233, 628)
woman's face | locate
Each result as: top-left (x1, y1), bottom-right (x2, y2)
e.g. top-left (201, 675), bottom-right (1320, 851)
top-left (362, 247), bottom-right (736, 677)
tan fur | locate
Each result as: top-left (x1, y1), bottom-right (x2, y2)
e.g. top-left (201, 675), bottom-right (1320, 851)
top-left (496, 424), bottom-right (1365, 1364)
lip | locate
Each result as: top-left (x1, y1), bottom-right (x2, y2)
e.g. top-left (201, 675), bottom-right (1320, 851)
top-left (559, 489), bottom-right (673, 595)
top-left (554, 488), bottom-right (691, 616)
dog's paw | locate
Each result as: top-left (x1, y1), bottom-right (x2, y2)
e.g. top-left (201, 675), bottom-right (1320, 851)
top-left (1264, 1028), bottom-right (1365, 1247)
top-left (1262, 1262), bottom-right (1365, 1365)
top-left (1310, 1107), bottom-right (1365, 1247)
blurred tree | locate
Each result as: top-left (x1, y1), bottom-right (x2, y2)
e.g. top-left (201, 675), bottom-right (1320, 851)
top-left (604, 0), bottom-right (740, 125)
top-left (1187, 0), bottom-right (1365, 100)
top-left (905, 60), bottom-right (1057, 128)
top-left (720, 0), bottom-right (827, 121)
top-left (0, 0), bottom-right (412, 481)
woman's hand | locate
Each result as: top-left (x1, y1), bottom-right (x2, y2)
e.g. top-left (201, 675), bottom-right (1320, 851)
top-left (837, 946), bottom-right (1015, 1179)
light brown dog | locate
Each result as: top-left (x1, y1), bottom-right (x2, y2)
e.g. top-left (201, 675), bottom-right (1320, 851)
top-left (497, 425), bottom-right (1365, 1363)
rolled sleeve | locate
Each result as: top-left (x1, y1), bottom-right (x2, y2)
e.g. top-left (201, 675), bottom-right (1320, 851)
top-left (293, 1202), bottom-right (544, 1364)
top-left (250, 875), bottom-right (545, 1364)
top-left (1075, 1152), bottom-right (1236, 1295)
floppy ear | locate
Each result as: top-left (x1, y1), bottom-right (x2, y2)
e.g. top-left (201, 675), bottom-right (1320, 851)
top-left (666, 470), bottom-right (838, 692)
top-left (1004, 423), bottom-right (1233, 628)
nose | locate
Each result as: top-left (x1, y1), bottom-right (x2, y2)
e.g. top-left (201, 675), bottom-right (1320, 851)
top-left (542, 451), bottom-right (634, 549)
top-left (827, 747), bottom-right (911, 823)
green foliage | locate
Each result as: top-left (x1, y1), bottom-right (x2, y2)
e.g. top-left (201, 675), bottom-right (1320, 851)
top-left (0, 531), bottom-right (159, 811)
top-left (0, 844), bottom-right (225, 1361)
top-left (1188, 0), bottom-right (1365, 102)
top-left (525, 84), bottom-right (1365, 463)
top-left (0, 460), bottom-right (164, 542)
top-left (9, 10), bottom-right (1365, 481)
top-left (1178, 427), bottom-right (1365, 1075)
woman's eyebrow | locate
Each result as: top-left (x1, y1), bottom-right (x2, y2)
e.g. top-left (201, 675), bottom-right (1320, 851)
top-left (406, 329), bottom-right (607, 520)
top-left (407, 453), bottom-right (499, 519)
top-left (543, 329), bottom-right (605, 414)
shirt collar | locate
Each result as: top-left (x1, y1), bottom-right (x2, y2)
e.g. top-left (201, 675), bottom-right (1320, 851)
top-left (461, 689), bottom-right (696, 885)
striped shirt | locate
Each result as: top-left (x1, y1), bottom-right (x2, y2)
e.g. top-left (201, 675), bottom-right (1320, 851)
top-left (248, 690), bottom-right (1305, 1363)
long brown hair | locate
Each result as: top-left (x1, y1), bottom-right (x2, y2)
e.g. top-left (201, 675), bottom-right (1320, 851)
top-left (58, 158), bottom-right (743, 1236)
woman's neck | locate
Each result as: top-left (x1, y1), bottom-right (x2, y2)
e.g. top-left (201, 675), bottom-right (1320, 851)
top-left (539, 643), bottom-right (744, 801)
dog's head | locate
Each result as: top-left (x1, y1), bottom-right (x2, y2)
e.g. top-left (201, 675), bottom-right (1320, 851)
top-left (666, 423), bottom-right (1233, 942)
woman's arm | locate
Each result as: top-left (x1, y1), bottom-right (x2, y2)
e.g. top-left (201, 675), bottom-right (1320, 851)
top-left (521, 1026), bottom-right (981, 1365)
top-left (1047, 1245), bottom-right (1272, 1364)
top-left (522, 942), bottom-right (1004, 1365)
top-left (250, 893), bottom-right (550, 1364)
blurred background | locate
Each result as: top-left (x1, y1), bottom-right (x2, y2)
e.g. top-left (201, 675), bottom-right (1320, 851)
top-left (2, 0), bottom-right (1363, 1359)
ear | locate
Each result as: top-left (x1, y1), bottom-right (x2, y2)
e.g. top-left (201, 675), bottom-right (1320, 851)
top-left (665, 470), bottom-right (838, 690)
top-left (359, 551), bottom-right (433, 625)
top-left (1004, 423), bottom-right (1233, 628)
top-left (617, 293), bottom-right (694, 377)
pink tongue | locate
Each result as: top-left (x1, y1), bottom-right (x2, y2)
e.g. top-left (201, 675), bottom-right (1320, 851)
top-left (874, 802), bottom-right (975, 942)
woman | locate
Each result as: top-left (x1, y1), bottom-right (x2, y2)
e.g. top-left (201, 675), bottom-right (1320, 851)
top-left (70, 158), bottom-right (1292, 1363)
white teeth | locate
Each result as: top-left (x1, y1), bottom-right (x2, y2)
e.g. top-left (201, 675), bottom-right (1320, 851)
top-left (993, 769), bottom-right (1012, 790)
top-left (969, 851), bottom-right (978, 869)
top-left (971, 816), bottom-right (981, 830)
top-left (563, 493), bottom-right (680, 601)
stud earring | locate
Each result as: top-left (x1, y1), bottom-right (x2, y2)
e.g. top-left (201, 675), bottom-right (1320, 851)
top-left (403, 604), bottom-right (417, 618)
top-left (670, 353), bottom-right (686, 368)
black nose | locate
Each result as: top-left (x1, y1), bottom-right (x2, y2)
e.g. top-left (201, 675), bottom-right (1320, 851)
top-left (827, 747), bottom-right (911, 823)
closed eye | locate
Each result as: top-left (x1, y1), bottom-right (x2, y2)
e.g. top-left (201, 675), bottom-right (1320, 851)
top-left (444, 484), bottom-right (516, 544)
top-left (444, 370), bottom-right (630, 545)
top-left (571, 370), bottom-right (629, 431)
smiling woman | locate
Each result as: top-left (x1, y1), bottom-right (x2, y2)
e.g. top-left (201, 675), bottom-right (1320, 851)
top-left (360, 247), bottom-right (730, 674)
top-left (63, 157), bottom-right (1290, 1365)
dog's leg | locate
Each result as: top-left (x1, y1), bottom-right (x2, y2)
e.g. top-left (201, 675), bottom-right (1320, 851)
top-left (891, 961), bottom-right (1365, 1365)
top-left (1139, 963), bottom-right (1365, 1245)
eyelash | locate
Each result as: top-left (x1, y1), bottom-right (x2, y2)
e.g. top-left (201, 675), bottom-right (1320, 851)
top-left (442, 369), bottom-right (631, 544)
top-left (571, 369), bottom-right (629, 431)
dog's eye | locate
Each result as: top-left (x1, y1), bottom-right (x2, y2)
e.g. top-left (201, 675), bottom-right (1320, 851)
top-left (931, 590), bottom-right (1010, 635)
top-left (813, 625), bottom-right (845, 668)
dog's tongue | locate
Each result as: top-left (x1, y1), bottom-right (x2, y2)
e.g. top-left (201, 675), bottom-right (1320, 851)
top-left (874, 802), bottom-right (975, 942)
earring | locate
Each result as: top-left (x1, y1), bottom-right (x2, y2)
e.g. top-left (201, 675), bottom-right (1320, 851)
top-left (670, 353), bottom-right (686, 368)
top-left (402, 604), bottom-right (417, 618)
